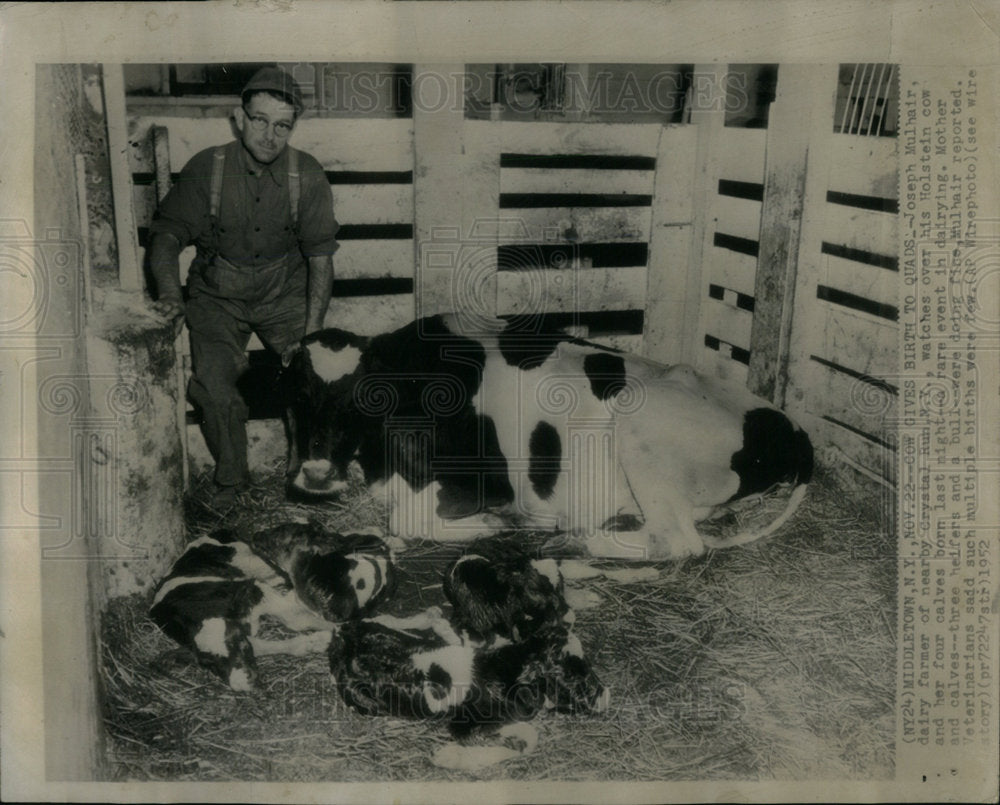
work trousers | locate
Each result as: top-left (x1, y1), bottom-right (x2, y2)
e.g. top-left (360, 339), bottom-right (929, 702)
top-left (186, 260), bottom-right (307, 487)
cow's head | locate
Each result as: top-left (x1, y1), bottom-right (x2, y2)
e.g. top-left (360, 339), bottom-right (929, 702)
top-left (284, 329), bottom-right (371, 497)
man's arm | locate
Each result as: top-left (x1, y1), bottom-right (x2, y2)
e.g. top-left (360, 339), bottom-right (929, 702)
top-left (149, 232), bottom-right (185, 332)
top-left (304, 254), bottom-right (334, 336)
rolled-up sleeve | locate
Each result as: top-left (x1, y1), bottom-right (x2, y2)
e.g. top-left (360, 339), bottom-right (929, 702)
top-left (297, 152), bottom-right (340, 257)
top-left (147, 147), bottom-right (214, 248)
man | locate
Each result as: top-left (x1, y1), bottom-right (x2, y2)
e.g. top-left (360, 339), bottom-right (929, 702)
top-left (149, 67), bottom-right (339, 509)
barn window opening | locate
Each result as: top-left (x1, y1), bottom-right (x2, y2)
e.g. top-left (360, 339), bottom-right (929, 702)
top-left (722, 64), bottom-right (778, 129)
top-left (834, 64), bottom-right (898, 136)
top-left (125, 63), bottom-right (414, 118)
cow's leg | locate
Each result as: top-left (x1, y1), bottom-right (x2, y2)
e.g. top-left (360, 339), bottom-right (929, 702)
top-left (255, 587), bottom-right (334, 632)
top-left (370, 476), bottom-right (503, 543)
top-left (368, 607), bottom-right (464, 645)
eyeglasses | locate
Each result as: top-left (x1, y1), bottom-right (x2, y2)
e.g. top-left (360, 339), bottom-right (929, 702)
top-left (242, 107), bottom-right (294, 138)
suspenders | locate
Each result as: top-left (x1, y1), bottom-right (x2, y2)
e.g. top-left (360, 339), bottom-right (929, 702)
top-left (208, 145), bottom-right (301, 243)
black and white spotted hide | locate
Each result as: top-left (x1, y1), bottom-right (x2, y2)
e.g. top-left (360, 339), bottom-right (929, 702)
top-left (328, 612), bottom-right (608, 735)
top-left (443, 541), bottom-right (572, 644)
top-left (149, 527), bottom-right (396, 691)
top-left (149, 532), bottom-right (320, 691)
top-left (288, 531), bottom-right (397, 622)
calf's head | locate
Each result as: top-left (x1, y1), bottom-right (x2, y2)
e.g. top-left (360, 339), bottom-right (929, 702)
top-left (290, 541), bottom-right (396, 621)
top-left (284, 329), bottom-right (370, 497)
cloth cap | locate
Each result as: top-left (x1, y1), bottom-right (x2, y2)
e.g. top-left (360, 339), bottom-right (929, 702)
top-left (242, 67), bottom-right (304, 114)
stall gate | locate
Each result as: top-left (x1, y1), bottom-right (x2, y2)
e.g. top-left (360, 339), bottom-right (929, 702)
top-left (123, 63), bottom-right (897, 489)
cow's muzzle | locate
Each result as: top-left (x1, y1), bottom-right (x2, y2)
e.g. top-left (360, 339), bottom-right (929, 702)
top-left (291, 459), bottom-right (349, 497)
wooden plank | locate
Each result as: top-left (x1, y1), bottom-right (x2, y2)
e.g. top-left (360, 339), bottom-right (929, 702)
top-left (413, 63), bottom-right (471, 318)
top-left (335, 239), bottom-right (414, 280)
top-left (500, 167), bottom-right (654, 196)
top-left (487, 119), bottom-right (666, 156)
top-left (656, 125), bottom-right (699, 225)
top-left (716, 126), bottom-right (767, 184)
top-left (325, 293), bottom-right (414, 335)
top-left (104, 65), bottom-right (143, 292)
top-left (498, 206), bottom-right (652, 244)
top-left (127, 117), bottom-right (154, 173)
top-left (642, 121), bottom-right (699, 363)
top-left (643, 225), bottom-right (693, 364)
top-left (496, 265), bottom-right (647, 316)
top-left (708, 245), bottom-right (758, 298)
top-left (712, 194), bottom-right (762, 242)
top-left (828, 134), bottom-right (898, 200)
top-left (294, 117), bottom-right (414, 171)
top-left (806, 413), bottom-right (897, 485)
top-left (801, 358), bottom-right (898, 441)
top-left (698, 345), bottom-right (750, 389)
top-left (131, 184), bottom-right (155, 229)
top-left (816, 303), bottom-right (899, 379)
top-left (822, 253), bottom-right (899, 310)
top-left (139, 116), bottom-right (415, 172)
top-left (702, 297), bottom-right (754, 349)
top-left (749, 64), bottom-right (838, 404)
top-left (686, 64), bottom-right (728, 367)
top-left (590, 333), bottom-right (644, 354)
top-left (822, 202), bottom-right (898, 259)
top-left (331, 184), bottom-right (413, 225)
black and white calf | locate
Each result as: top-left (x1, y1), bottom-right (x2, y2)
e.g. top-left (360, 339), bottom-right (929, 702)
top-left (443, 540), bottom-right (573, 644)
top-left (149, 526), bottom-right (396, 690)
top-left (328, 607), bottom-right (609, 736)
top-left (283, 314), bottom-right (813, 559)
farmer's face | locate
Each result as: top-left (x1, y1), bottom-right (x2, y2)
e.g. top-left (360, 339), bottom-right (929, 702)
top-left (235, 93), bottom-right (297, 166)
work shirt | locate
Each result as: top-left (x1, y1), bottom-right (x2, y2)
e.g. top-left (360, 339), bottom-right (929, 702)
top-left (149, 139), bottom-right (339, 270)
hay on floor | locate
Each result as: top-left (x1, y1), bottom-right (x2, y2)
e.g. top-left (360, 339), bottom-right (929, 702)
top-left (101, 462), bottom-right (895, 782)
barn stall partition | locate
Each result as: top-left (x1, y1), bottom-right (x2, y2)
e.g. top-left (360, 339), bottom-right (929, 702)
top-left (30, 60), bottom-right (901, 783)
top-left (121, 62), bottom-right (897, 495)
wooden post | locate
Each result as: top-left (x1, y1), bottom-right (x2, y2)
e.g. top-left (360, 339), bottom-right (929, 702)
top-left (413, 65), bottom-right (467, 318)
top-left (412, 66), bottom-right (500, 327)
top-left (747, 65), bottom-right (838, 405)
top-left (642, 124), bottom-right (698, 364)
top-left (685, 64), bottom-right (728, 367)
top-left (102, 64), bottom-right (143, 293)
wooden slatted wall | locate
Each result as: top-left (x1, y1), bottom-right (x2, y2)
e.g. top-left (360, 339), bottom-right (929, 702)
top-left (787, 132), bottom-right (899, 484)
top-left (694, 125), bottom-right (768, 386)
top-left (458, 120), bottom-right (697, 354)
top-left (757, 65), bottom-right (899, 487)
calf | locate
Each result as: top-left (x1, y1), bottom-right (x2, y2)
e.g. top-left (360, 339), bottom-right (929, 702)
top-left (328, 607), bottom-right (609, 736)
top-left (443, 539), bottom-right (572, 644)
top-left (149, 527), bottom-right (395, 690)
top-left (283, 315), bottom-right (813, 559)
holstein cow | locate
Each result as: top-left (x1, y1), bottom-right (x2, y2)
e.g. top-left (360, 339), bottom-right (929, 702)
top-left (149, 525), bottom-right (396, 690)
top-left (284, 315), bottom-right (813, 559)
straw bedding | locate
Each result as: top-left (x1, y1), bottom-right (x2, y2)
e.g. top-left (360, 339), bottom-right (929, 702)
top-left (101, 458), bottom-right (895, 781)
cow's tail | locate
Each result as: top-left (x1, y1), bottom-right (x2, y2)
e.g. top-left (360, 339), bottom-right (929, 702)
top-left (700, 481), bottom-right (809, 550)
top-left (701, 424), bottom-right (813, 550)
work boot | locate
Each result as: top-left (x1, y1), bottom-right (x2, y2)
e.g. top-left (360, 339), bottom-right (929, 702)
top-left (208, 482), bottom-right (247, 512)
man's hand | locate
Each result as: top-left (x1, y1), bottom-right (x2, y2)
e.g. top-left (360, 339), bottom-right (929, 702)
top-left (152, 298), bottom-right (185, 336)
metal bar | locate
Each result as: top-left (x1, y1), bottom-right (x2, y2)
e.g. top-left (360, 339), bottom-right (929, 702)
top-left (840, 63), bottom-right (861, 134)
